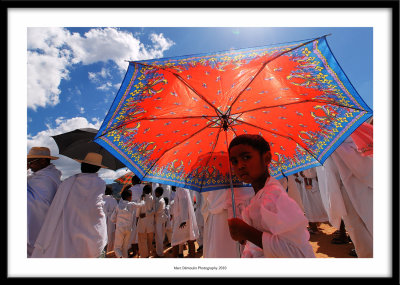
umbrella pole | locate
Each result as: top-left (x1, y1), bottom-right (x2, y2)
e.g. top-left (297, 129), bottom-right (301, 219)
top-left (224, 130), bottom-right (242, 258)
top-left (224, 130), bottom-right (237, 219)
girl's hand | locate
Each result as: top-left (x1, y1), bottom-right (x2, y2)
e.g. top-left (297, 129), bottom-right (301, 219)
top-left (227, 218), bottom-right (250, 243)
top-left (228, 218), bottom-right (263, 249)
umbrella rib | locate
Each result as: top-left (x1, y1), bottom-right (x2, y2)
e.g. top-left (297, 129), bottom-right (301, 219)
top-left (227, 35), bottom-right (328, 116)
top-left (173, 73), bottom-right (224, 117)
top-left (233, 118), bottom-right (321, 163)
top-left (139, 123), bottom-right (216, 181)
top-left (197, 127), bottom-right (224, 192)
top-left (230, 99), bottom-right (368, 117)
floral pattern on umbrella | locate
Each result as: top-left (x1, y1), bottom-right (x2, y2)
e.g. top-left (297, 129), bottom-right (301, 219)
top-left (95, 36), bottom-right (372, 192)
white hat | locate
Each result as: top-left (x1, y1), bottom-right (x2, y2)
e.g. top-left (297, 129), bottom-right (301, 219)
top-left (27, 147), bottom-right (59, 160)
top-left (75, 152), bottom-right (108, 168)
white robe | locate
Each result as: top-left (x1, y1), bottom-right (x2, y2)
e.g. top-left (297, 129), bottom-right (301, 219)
top-left (201, 188), bottom-right (237, 258)
top-left (164, 203), bottom-right (173, 242)
top-left (111, 199), bottom-right (144, 257)
top-left (136, 193), bottom-right (155, 234)
top-left (278, 175), bottom-right (304, 212)
top-left (241, 177), bottom-right (315, 258)
top-left (27, 164), bottom-right (62, 257)
top-left (154, 196), bottom-right (167, 256)
top-left (316, 137), bottom-right (373, 257)
top-left (171, 188), bottom-right (199, 247)
top-left (128, 184), bottom-right (143, 244)
top-left (32, 173), bottom-right (107, 258)
top-left (103, 194), bottom-right (118, 252)
top-left (298, 168), bottom-right (329, 223)
top-left (129, 184), bottom-right (143, 203)
top-left (193, 191), bottom-right (204, 247)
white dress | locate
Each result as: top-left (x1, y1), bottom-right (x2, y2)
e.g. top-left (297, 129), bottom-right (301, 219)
top-left (128, 184), bottom-right (144, 244)
top-left (154, 196), bottom-right (167, 256)
top-left (27, 164), bottom-right (61, 257)
top-left (136, 193), bottom-right (155, 234)
top-left (103, 194), bottom-right (118, 252)
top-left (111, 199), bottom-right (144, 257)
top-left (171, 188), bottom-right (199, 247)
top-left (316, 137), bottom-right (373, 257)
top-left (32, 173), bottom-right (108, 258)
top-left (298, 168), bottom-right (329, 223)
top-left (193, 191), bottom-right (204, 247)
top-left (241, 177), bottom-right (315, 258)
top-left (278, 175), bottom-right (304, 212)
top-left (201, 188), bottom-right (237, 258)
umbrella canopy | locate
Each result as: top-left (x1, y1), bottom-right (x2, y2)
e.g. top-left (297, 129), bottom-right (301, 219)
top-left (114, 171), bottom-right (135, 184)
top-left (94, 35), bottom-right (372, 192)
top-left (52, 128), bottom-right (126, 170)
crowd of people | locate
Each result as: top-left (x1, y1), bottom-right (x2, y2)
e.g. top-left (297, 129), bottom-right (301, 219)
top-left (27, 122), bottom-right (373, 258)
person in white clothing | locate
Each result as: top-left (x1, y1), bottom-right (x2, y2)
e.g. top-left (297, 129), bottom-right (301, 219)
top-left (171, 187), bottom-right (199, 258)
top-left (297, 168), bottom-right (329, 234)
top-left (27, 147), bottom-right (62, 257)
top-left (278, 174), bottom-right (304, 212)
top-left (163, 197), bottom-right (173, 246)
top-left (136, 184), bottom-right (155, 258)
top-left (193, 191), bottom-right (204, 252)
top-left (316, 136), bottom-right (373, 258)
top-left (154, 186), bottom-right (167, 257)
top-left (201, 188), bottom-right (237, 258)
top-left (111, 188), bottom-right (144, 258)
top-left (103, 185), bottom-right (118, 253)
top-left (32, 153), bottom-right (109, 258)
top-left (227, 134), bottom-right (315, 258)
top-left (123, 175), bottom-right (143, 257)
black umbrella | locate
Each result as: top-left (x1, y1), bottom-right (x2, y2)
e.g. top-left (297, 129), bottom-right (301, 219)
top-left (51, 128), bottom-right (126, 170)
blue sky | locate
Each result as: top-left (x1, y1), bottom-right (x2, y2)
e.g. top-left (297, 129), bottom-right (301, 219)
top-left (26, 26), bottom-right (373, 183)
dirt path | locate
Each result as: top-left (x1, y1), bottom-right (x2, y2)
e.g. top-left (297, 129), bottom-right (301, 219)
top-left (106, 222), bottom-right (356, 258)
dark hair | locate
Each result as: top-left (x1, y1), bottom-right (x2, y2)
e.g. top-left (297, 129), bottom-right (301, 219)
top-left (105, 185), bottom-right (113, 195)
top-left (121, 189), bottom-right (132, 200)
top-left (143, 184), bottom-right (152, 195)
top-left (228, 134), bottom-right (270, 155)
top-left (131, 175), bottom-right (141, 185)
top-left (81, 162), bottom-right (101, 173)
top-left (171, 186), bottom-right (176, 191)
top-left (164, 197), bottom-right (169, 205)
top-left (155, 186), bottom-right (164, 196)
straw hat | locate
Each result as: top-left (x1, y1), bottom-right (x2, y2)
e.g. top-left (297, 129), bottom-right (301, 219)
top-left (74, 152), bottom-right (108, 168)
top-left (27, 147), bottom-right (59, 160)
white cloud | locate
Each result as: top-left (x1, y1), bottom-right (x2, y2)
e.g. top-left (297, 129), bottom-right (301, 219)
top-left (96, 82), bottom-right (113, 91)
top-left (88, 67), bottom-right (111, 83)
top-left (27, 50), bottom-right (70, 110)
top-left (27, 116), bottom-right (126, 181)
top-left (27, 27), bottom-right (175, 110)
top-left (148, 33), bottom-right (175, 57)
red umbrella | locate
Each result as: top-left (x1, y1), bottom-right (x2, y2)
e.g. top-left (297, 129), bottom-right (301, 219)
top-left (350, 122), bottom-right (373, 157)
top-left (114, 171), bottom-right (134, 184)
top-left (95, 35), bottom-right (372, 194)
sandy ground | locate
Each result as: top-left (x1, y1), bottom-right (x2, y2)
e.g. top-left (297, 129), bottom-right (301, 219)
top-left (106, 222), bottom-right (357, 258)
